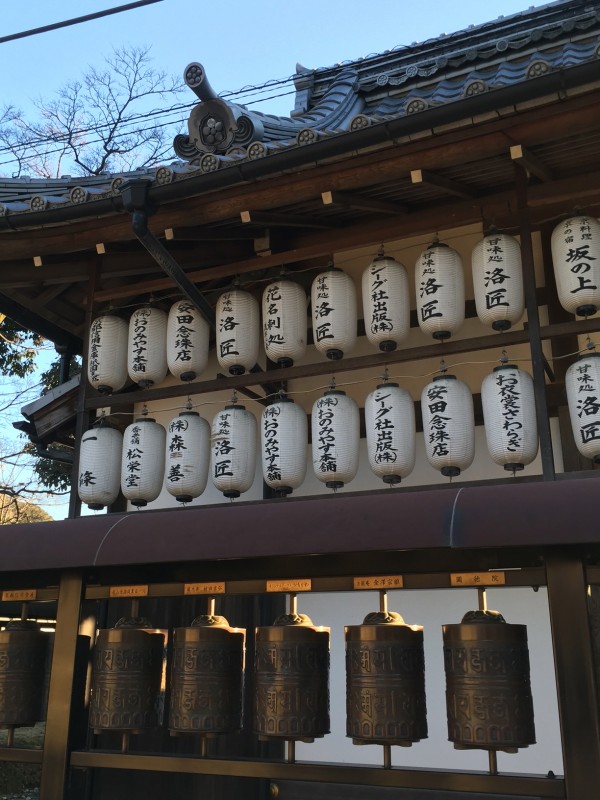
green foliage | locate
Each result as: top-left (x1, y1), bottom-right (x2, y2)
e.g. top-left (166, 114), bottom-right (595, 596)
top-left (0, 316), bottom-right (43, 378)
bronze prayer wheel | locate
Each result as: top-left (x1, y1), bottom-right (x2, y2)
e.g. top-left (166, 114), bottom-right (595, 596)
top-left (254, 613), bottom-right (330, 742)
top-left (0, 621), bottom-right (49, 729)
top-left (345, 611), bottom-right (427, 746)
top-left (89, 617), bottom-right (165, 734)
top-left (442, 609), bottom-right (536, 751)
top-left (169, 614), bottom-right (245, 735)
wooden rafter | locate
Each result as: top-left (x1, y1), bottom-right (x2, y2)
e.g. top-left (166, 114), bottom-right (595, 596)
top-left (410, 168), bottom-right (478, 199)
top-left (510, 143), bottom-right (554, 183)
top-left (321, 190), bottom-right (408, 215)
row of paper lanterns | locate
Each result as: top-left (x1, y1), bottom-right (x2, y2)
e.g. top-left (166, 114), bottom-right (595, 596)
top-left (78, 353), bottom-right (600, 509)
top-left (87, 216), bottom-right (600, 395)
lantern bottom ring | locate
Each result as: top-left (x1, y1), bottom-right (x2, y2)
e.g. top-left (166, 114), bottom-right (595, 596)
top-left (130, 499), bottom-right (148, 507)
top-left (223, 489), bottom-right (240, 498)
top-left (274, 486), bottom-right (293, 497)
top-left (229, 365), bottom-right (246, 376)
top-left (503, 463), bottom-right (524, 472)
top-left (379, 341), bottom-right (397, 353)
top-left (277, 357), bottom-right (293, 368)
top-left (432, 331), bottom-right (451, 341)
top-left (97, 384), bottom-right (114, 395)
top-left (441, 466), bottom-right (460, 478)
top-left (576, 304), bottom-right (597, 317)
top-left (179, 371), bottom-right (197, 381)
top-left (326, 349), bottom-right (343, 360)
top-left (136, 379), bottom-right (154, 389)
top-left (492, 320), bottom-right (511, 332)
top-left (326, 480), bottom-right (344, 490)
top-left (88, 503), bottom-right (105, 511)
top-left (382, 474), bottom-right (402, 485)
top-left (175, 495), bottom-right (194, 503)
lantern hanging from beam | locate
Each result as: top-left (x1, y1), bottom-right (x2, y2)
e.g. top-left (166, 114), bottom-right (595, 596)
top-left (421, 375), bottom-right (474, 478)
top-left (566, 352), bottom-right (600, 463)
top-left (551, 215), bottom-right (600, 317)
top-left (415, 242), bottom-right (464, 340)
top-left (312, 389), bottom-right (359, 489)
top-left (78, 422), bottom-right (123, 510)
top-left (216, 289), bottom-right (260, 375)
top-left (262, 278), bottom-right (307, 367)
top-left (472, 232), bottom-right (524, 331)
top-left (165, 410), bottom-right (210, 503)
top-left (167, 300), bottom-right (209, 382)
top-left (481, 365), bottom-right (538, 473)
top-left (362, 253), bottom-right (410, 351)
top-left (211, 402), bottom-right (257, 498)
top-left (88, 313), bottom-right (128, 394)
top-left (261, 396), bottom-right (307, 496)
top-left (311, 267), bottom-right (357, 360)
top-left (255, 612), bottom-right (330, 742)
top-left (121, 416), bottom-right (166, 507)
top-left (365, 382), bottom-right (415, 485)
top-left (169, 613), bottom-right (245, 736)
top-left (346, 610), bottom-right (427, 746)
top-left (127, 306), bottom-right (168, 389)
top-left (443, 608), bottom-right (535, 751)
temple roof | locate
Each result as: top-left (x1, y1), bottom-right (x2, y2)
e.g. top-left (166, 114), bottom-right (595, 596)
top-left (0, 0), bottom-right (598, 221)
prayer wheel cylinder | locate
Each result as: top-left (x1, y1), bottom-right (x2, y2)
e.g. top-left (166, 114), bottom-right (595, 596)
top-left (254, 613), bottom-right (330, 742)
top-left (442, 609), bottom-right (536, 751)
top-left (0, 621), bottom-right (49, 728)
top-left (345, 611), bottom-right (427, 745)
top-left (169, 614), bottom-right (245, 735)
top-left (89, 617), bottom-right (165, 734)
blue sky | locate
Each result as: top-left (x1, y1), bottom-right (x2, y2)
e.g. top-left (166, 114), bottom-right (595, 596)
top-left (3, 1), bottom-right (544, 122)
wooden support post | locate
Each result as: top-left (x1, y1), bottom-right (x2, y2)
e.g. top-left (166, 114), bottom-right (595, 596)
top-left (515, 165), bottom-right (555, 479)
top-left (546, 549), bottom-right (600, 799)
top-left (40, 571), bottom-right (85, 800)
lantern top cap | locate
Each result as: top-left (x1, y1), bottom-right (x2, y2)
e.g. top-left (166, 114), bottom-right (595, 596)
top-left (492, 364), bottom-right (518, 372)
top-left (224, 403), bottom-right (246, 411)
top-left (577, 352), bottom-right (600, 361)
top-left (178, 410), bottom-right (200, 417)
top-left (323, 389), bottom-right (346, 396)
top-left (433, 374), bottom-right (456, 382)
top-left (375, 382), bottom-right (399, 389)
top-left (133, 417), bottom-right (157, 423)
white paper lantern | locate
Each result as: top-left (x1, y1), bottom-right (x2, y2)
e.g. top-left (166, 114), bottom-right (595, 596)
top-left (566, 353), bottom-right (600, 463)
top-left (211, 404), bottom-right (257, 498)
top-left (216, 289), bottom-right (260, 375)
top-left (167, 300), bottom-right (209, 382)
top-left (362, 255), bottom-right (410, 351)
top-left (421, 375), bottom-right (474, 477)
top-left (121, 417), bottom-right (166, 507)
top-left (87, 314), bottom-right (128, 394)
top-left (127, 306), bottom-right (168, 389)
top-left (415, 243), bottom-right (464, 340)
top-left (365, 383), bottom-right (415, 485)
top-left (262, 279), bottom-right (307, 367)
top-left (261, 398), bottom-right (307, 496)
top-left (311, 390), bottom-right (359, 489)
top-left (311, 268), bottom-right (357, 360)
top-left (165, 411), bottom-right (210, 503)
top-left (481, 365), bottom-right (538, 472)
top-left (78, 424), bottom-right (122, 510)
top-left (551, 215), bottom-right (600, 317)
top-left (472, 233), bottom-right (524, 331)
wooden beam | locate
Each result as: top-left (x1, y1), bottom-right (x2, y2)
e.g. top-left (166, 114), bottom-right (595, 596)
top-left (510, 143), bottom-right (554, 183)
top-left (240, 210), bottom-right (336, 230)
top-left (164, 226), bottom-right (260, 241)
top-left (410, 168), bottom-right (478, 199)
top-left (321, 190), bottom-right (407, 215)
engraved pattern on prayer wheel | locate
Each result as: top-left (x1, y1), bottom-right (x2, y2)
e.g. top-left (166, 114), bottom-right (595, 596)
top-left (345, 611), bottom-right (427, 746)
top-left (0, 621), bottom-right (48, 728)
top-left (254, 613), bottom-right (330, 742)
top-left (442, 610), bottom-right (536, 750)
top-left (169, 614), bottom-right (245, 735)
top-left (89, 617), bottom-right (165, 734)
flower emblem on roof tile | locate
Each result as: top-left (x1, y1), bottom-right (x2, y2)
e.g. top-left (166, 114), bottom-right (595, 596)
top-left (155, 166), bottom-right (174, 185)
top-left (247, 142), bottom-right (267, 160)
top-left (70, 187), bottom-right (88, 204)
top-left (527, 60), bottom-right (550, 78)
top-left (199, 153), bottom-right (220, 173)
top-left (30, 196), bottom-right (47, 212)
